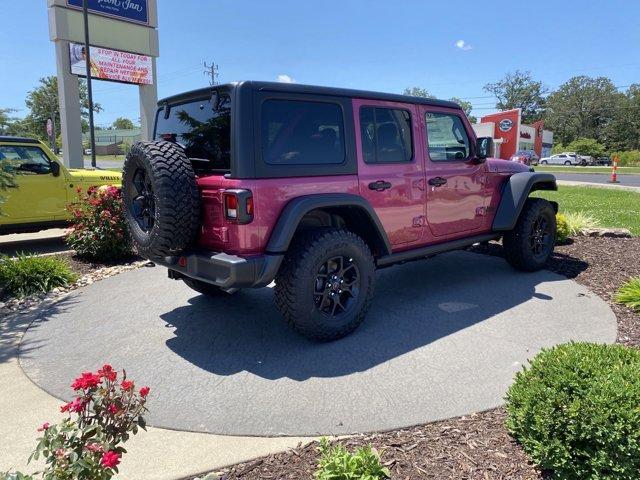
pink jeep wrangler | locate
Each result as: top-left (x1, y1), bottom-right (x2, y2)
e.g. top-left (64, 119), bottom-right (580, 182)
top-left (122, 81), bottom-right (557, 341)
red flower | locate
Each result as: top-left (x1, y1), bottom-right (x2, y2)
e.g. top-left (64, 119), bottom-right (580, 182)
top-left (107, 403), bottom-right (119, 414)
top-left (100, 450), bottom-right (121, 469)
top-left (71, 372), bottom-right (102, 391)
top-left (55, 448), bottom-right (67, 459)
top-left (37, 422), bottom-right (50, 432)
top-left (60, 397), bottom-right (86, 413)
top-left (139, 386), bottom-right (150, 398)
top-left (120, 380), bottom-right (134, 391)
top-left (98, 364), bottom-right (117, 382)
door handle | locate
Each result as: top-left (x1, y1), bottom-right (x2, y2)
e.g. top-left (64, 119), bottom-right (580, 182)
top-left (368, 180), bottom-right (392, 191)
top-left (428, 177), bottom-right (447, 187)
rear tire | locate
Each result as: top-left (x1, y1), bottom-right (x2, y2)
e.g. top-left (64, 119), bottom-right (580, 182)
top-left (122, 141), bottom-right (200, 259)
top-left (183, 278), bottom-right (227, 297)
top-left (503, 198), bottom-right (556, 272)
top-left (274, 229), bottom-right (375, 341)
top-left (541, 160), bottom-right (548, 165)
top-left (564, 160), bottom-right (572, 166)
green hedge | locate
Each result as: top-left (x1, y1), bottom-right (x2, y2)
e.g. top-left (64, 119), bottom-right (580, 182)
top-left (0, 254), bottom-right (78, 299)
top-left (611, 150), bottom-right (640, 167)
top-left (506, 342), bottom-right (640, 479)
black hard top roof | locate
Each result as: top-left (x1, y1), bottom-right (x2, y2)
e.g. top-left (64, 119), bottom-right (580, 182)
top-left (0, 136), bottom-right (41, 144)
top-left (159, 81), bottom-right (460, 110)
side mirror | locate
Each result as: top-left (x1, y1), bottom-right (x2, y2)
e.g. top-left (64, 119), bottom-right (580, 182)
top-left (476, 137), bottom-right (493, 160)
top-left (50, 161), bottom-right (61, 177)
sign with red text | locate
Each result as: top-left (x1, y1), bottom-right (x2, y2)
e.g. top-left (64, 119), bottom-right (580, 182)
top-left (69, 43), bottom-right (153, 85)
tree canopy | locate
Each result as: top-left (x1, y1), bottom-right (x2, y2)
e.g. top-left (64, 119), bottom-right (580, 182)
top-left (483, 70), bottom-right (547, 124)
top-left (111, 117), bottom-right (136, 130)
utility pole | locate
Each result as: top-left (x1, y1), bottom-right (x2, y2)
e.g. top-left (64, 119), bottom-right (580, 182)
top-left (203, 61), bottom-right (219, 86)
top-left (83, 0), bottom-right (97, 168)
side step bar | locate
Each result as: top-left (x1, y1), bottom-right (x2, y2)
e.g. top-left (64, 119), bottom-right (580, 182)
top-left (376, 233), bottom-right (500, 268)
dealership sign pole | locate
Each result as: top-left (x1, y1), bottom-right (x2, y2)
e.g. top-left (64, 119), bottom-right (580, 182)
top-left (82, 0), bottom-right (97, 167)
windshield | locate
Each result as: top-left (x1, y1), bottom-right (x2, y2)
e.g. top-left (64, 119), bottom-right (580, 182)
top-left (154, 94), bottom-right (231, 172)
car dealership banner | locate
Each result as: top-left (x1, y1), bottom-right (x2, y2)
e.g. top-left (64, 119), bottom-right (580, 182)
top-left (66, 0), bottom-right (149, 25)
top-left (480, 109), bottom-right (521, 160)
top-left (69, 43), bottom-right (153, 85)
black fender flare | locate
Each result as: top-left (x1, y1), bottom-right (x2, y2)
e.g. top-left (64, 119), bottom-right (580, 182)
top-left (492, 172), bottom-right (557, 231)
top-left (265, 193), bottom-right (392, 255)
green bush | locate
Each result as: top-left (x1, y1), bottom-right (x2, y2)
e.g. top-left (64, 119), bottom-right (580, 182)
top-left (611, 150), bottom-right (640, 167)
top-left (506, 342), bottom-right (640, 480)
top-left (616, 277), bottom-right (640, 312)
top-left (555, 213), bottom-right (570, 243)
top-left (564, 211), bottom-right (600, 236)
top-left (0, 254), bottom-right (78, 299)
top-left (315, 438), bottom-right (390, 480)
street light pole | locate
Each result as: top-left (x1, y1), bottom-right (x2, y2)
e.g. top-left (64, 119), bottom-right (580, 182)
top-left (82, 0), bottom-right (97, 168)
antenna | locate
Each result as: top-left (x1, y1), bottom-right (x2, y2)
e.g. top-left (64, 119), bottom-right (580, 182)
top-left (203, 61), bottom-right (219, 86)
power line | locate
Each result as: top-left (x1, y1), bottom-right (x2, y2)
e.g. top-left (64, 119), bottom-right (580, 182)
top-left (203, 61), bottom-right (219, 86)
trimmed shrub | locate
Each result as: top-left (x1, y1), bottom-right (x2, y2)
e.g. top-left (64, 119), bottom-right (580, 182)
top-left (616, 277), bottom-right (640, 312)
top-left (66, 185), bottom-right (132, 261)
top-left (506, 342), bottom-right (640, 480)
top-left (611, 150), bottom-right (640, 167)
top-left (555, 213), bottom-right (570, 243)
top-left (315, 438), bottom-right (389, 480)
top-left (0, 254), bottom-right (77, 299)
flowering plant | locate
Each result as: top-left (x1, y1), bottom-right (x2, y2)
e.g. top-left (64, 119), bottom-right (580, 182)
top-left (3, 366), bottom-right (149, 480)
top-left (65, 185), bottom-right (132, 261)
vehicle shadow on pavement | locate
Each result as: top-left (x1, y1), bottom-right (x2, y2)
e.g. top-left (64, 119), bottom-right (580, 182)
top-left (160, 250), bottom-right (583, 381)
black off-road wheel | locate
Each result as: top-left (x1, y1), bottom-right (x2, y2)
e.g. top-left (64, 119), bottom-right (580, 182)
top-left (122, 141), bottom-right (200, 259)
top-left (274, 229), bottom-right (376, 341)
top-left (503, 198), bottom-right (556, 272)
top-left (183, 277), bottom-right (227, 297)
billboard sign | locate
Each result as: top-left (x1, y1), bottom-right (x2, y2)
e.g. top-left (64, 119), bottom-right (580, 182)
top-left (69, 43), bottom-right (153, 85)
top-left (66, 0), bottom-right (149, 25)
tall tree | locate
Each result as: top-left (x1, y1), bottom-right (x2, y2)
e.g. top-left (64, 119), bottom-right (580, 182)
top-left (603, 84), bottom-right (640, 151)
top-left (112, 117), bottom-right (135, 130)
top-left (544, 76), bottom-right (623, 147)
top-left (24, 76), bottom-right (102, 141)
top-left (0, 108), bottom-right (18, 135)
top-left (484, 70), bottom-right (547, 123)
top-left (449, 97), bottom-right (477, 123)
top-left (403, 87), bottom-right (435, 99)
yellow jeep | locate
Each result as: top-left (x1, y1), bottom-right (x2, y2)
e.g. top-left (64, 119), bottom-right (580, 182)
top-left (0, 136), bottom-right (121, 234)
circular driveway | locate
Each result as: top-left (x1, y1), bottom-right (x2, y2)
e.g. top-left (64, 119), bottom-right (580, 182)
top-left (19, 251), bottom-right (616, 436)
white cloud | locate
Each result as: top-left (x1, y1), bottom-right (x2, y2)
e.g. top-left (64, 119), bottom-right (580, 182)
top-left (455, 39), bottom-right (473, 51)
top-left (277, 74), bottom-right (295, 83)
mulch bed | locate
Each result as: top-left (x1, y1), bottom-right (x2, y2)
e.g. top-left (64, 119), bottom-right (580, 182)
top-left (56, 251), bottom-right (141, 277)
top-left (206, 237), bottom-right (639, 480)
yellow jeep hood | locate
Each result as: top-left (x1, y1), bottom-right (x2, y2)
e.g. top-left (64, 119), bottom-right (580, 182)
top-left (67, 168), bottom-right (121, 183)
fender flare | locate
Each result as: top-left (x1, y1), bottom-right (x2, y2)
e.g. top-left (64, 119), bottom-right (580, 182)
top-left (492, 172), bottom-right (557, 231)
top-left (265, 193), bottom-right (392, 255)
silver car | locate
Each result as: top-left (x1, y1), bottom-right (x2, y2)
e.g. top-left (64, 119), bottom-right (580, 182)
top-left (539, 153), bottom-right (581, 166)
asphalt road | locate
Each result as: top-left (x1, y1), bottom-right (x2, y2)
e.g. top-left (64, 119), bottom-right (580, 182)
top-left (20, 251), bottom-right (616, 436)
top-left (553, 172), bottom-right (640, 187)
top-left (83, 159), bottom-right (123, 171)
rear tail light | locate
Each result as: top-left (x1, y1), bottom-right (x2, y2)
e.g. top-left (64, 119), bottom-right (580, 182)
top-left (223, 189), bottom-right (253, 224)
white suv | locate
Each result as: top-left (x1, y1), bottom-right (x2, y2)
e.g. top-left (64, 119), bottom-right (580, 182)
top-left (539, 152), bottom-right (581, 166)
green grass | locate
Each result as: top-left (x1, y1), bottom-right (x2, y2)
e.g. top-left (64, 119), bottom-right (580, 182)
top-left (0, 254), bottom-right (78, 299)
top-left (533, 185), bottom-right (640, 235)
top-left (535, 165), bottom-right (640, 174)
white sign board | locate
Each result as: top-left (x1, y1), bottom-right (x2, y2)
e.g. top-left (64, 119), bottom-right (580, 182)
top-left (69, 42), bottom-right (153, 85)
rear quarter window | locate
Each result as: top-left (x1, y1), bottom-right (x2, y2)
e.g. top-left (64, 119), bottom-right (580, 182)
top-left (261, 99), bottom-right (346, 165)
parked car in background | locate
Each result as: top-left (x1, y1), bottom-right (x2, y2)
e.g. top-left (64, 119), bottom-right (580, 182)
top-left (510, 149), bottom-right (539, 166)
top-left (596, 156), bottom-right (612, 166)
top-left (539, 152), bottom-right (581, 166)
top-left (0, 136), bottom-right (121, 234)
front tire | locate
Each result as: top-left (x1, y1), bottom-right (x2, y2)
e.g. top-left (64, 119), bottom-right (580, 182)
top-left (503, 198), bottom-right (556, 272)
top-left (274, 230), bottom-right (375, 341)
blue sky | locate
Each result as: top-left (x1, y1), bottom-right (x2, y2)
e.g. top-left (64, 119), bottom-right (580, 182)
top-left (1, 0), bottom-right (638, 127)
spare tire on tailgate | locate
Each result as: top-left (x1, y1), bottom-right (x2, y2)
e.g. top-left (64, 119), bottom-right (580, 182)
top-left (122, 140), bottom-right (200, 259)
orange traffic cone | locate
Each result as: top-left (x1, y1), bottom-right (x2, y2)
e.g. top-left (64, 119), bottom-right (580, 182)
top-left (609, 156), bottom-right (620, 183)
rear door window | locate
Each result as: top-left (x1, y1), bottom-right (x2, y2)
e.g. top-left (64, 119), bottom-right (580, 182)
top-left (0, 145), bottom-right (52, 174)
top-left (261, 99), bottom-right (345, 165)
top-left (359, 107), bottom-right (413, 164)
top-left (155, 94), bottom-right (231, 171)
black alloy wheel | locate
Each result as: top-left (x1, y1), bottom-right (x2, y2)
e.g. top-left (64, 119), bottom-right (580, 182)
top-left (130, 168), bottom-right (156, 232)
top-left (313, 255), bottom-right (361, 318)
top-left (530, 214), bottom-right (553, 260)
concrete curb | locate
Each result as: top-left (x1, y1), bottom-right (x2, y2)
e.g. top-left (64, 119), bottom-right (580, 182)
top-left (557, 180), bottom-right (640, 192)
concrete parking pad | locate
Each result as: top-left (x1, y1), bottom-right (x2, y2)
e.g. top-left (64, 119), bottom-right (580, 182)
top-left (18, 251), bottom-right (617, 437)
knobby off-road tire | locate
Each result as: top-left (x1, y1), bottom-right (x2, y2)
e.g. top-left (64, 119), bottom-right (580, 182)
top-left (503, 198), bottom-right (556, 272)
top-left (122, 141), bottom-right (200, 259)
top-left (274, 229), bottom-right (376, 341)
top-left (183, 278), bottom-right (227, 297)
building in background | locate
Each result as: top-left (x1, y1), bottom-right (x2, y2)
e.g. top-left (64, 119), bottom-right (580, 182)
top-left (82, 128), bottom-right (141, 155)
top-left (472, 108), bottom-right (553, 159)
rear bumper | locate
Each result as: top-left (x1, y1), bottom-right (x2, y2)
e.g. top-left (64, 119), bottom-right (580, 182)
top-left (156, 251), bottom-right (283, 289)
